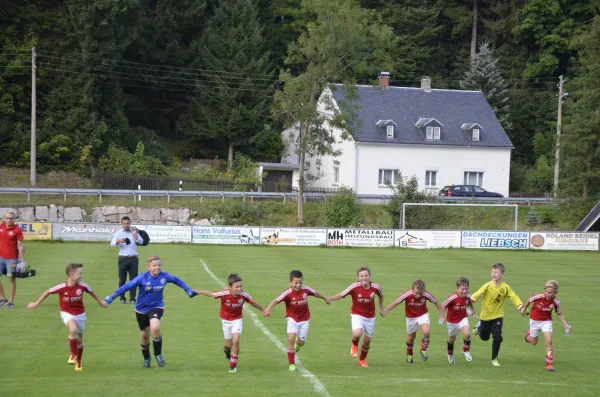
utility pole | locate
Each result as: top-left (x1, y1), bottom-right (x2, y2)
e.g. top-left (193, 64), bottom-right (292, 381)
top-left (30, 47), bottom-right (37, 187)
top-left (553, 75), bottom-right (564, 199)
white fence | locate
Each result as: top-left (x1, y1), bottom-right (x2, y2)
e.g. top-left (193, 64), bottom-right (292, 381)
top-left (18, 221), bottom-right (600, 251)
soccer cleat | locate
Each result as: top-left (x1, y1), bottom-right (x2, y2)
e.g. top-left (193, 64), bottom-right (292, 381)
top-left (68, 355), bottom-right (77, 365)
top-left (448, 354), bottom-right (455, 364)
top-left (0, 298), bottom-right (7, 308)
top-left (464, 351), bottom-right (473, 361)
top-left (289, 364), bottom-right (296, 371)
top-left (358, 360), bottom-right (369, 368)
top-left (350, 344), bottom-right (358, 358)
top-left (473, 321), bottom-right (480, 336)
top-left (4, 302), bottom-right (14, 309)
top-left (491, 358), bottom-right (501, 367)
top-left (545, 363), bottom-right (556, 372)
top-left (294, 343), bottom-right (301, 353)
top-left (420, 350), bottom-right (428, 361)
top-left (155, 354), bottom-right (165, 367)
top-left (406, 355), bottom-right (414, 364)
top-left (223, 348), bottom-right (231, 360)
top-left (129, 299), bottom-right (136, 304)
top-left (143, 358), bottom-right (151, 368)
top-left (229, 367), bottom-right (238, 373)
top-left (525, 330), bottom-right (531, 344)
top-left (119, 298), bottom-right (127, 304)
top-left (75, 362), bottom-right (83, 371)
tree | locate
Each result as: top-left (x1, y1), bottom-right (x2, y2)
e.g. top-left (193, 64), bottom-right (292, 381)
top-left (460, 41), bottom-right (511, 130)
top-left (274, 0), bottom-right (394, 224)
top-left (180, 0), bottom-right (274, 171)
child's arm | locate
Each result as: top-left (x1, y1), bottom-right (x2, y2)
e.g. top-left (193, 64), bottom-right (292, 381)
top-left (250, 300), bottom-right (265, 312)
top-left (313, 291), bottom-right (331, 305)
top-left (470, 283), bottom-right (488, 303)
top-left (168, 274), bottom-right (198, 297)
top-left (194, 289), bottom-right (215, 297)
top-left (27, 290), bottom-right (51, 310)
top-left (104, 277), bottom-right (141, 305)
top-left (88, 289), bottom-right (108, 308)
top-left (520, 299), bottom-right (532, 316)
top-left (434, 300), bottom-right (445, 323)
top-left (381, 298), bottom-right (401, 317)
top-left (262, 298), bottom-right (279, 317)
top-left (377, 293), bottom-right (385, 316)
top-left (506, 286), bottom-right (524, 311)
top-left (328, 293), bottom-right (344, 302)
top-left (557, 312), bottom-right (571, 331)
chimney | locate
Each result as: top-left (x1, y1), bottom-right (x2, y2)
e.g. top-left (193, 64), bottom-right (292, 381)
top-left (379, 72), bottom-right (390, 90)
top-left (421, 76), bottom-right (431, 92)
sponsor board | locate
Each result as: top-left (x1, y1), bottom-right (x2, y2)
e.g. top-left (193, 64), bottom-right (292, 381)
top-left (132, 225), bottom-right (191, 244)
top-left (462, 231), bottom-right (530, 249)
top-left (529, 232), bottom-right (599, 251)
top-left (15, 222), bottom-right (52, 240)
top-left (52, 223), bottom-right (118, 241)
top-left (326, 229), bottom-right (394, 247)
top-left (260, 228), bottom-right (326, 246)
top-left (395, 230), bottom-right (461, 249)
top-left (192, 226), bottom-right (260, 245)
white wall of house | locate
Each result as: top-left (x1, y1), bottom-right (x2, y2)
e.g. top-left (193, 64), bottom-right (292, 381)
top-left (355, 143), bottom-right (511, 196)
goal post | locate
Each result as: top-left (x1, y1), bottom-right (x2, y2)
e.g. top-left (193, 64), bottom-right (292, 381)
top-left (401, 203), bottom-right (519, 231)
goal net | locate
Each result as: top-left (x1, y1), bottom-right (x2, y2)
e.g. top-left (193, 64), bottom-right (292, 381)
top-left (401, 203), bottom-right (518, 231)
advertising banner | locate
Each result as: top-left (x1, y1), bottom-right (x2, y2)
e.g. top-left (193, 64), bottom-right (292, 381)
top-left (461, 231), bottom-right (530, 249)
top-left (192, 226), bottom-right (260, 245)
top-left (16, 222), bottom-right (52, 240)
top-left (395, 230), bottom-right (461, 249)
top-left (326, 229), bottom-right (394, 247)
top-left (132, 225), bottom-right (191, 244)
top-left (529, 232), bottom-right (599, 251)
top-left (260, 228), bottom-right (326, 246)
top-left (52, 223), bottom-right (118, 242)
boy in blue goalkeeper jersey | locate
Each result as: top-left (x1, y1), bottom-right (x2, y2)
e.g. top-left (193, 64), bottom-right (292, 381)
top-left (103, 255), bottom-right (198, 368)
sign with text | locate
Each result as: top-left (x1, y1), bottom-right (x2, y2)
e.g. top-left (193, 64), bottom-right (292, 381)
top-left (192, 226), bottom-right (260, 245)
top-left (395, 230), bottom-right (461, 249)
top-left (260, 228), bottom-right (326, 246)
top-left (133, 225), bottom-right (191, 244)
top-left (529, 232), bottom-right (599, 251)
top-left (52, 223), bottom-right (118, 242)
top-left (326, 229), bottom-right (394, 247)
top-left (462, 231), bottom-right (530, 249)
top-left (16, 222), bottom-right (52, 240)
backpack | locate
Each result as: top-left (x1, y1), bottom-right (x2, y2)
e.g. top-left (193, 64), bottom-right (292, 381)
top-left (136, 229), bottom-right (150, 246)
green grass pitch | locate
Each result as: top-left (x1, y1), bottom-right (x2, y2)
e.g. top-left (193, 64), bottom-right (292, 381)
top-left (1, 243), bottom-right (599, 396)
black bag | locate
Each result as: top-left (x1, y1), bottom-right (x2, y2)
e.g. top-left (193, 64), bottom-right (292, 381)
top-left (136, 229), bottom-right (150, 246)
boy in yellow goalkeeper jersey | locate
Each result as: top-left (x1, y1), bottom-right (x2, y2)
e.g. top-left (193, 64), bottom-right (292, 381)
top-left (471, 263), bottom-right (523, 367)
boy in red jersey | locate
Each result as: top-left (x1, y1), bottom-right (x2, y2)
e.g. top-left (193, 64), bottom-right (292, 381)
top-left (521, 280), bottom-right (571, 372)
top-left (26, 263), bottom-right (107, 371)
top-left (328, 266), bottom-right (383, 368)
top-left (263, 270), bottom-right (330, 371)
top-left (442, 277), bottom-right (476, 364)
top-left (195, 273), bottom-right (265, 373)
top-left (382, 279), bottom-right (444, 364)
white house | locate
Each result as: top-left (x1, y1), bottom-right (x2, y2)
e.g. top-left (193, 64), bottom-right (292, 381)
top-left (261, 74), bottom-right (513, 196)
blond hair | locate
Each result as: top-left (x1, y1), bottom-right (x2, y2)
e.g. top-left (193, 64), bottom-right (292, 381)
top-left (544, 280), bottom-right (559, 292)
top-left (147, 255), bottom-right (161, 264)
top-left (357, 266), bottom-right (371, 276)
top-left (412, 279), bottom-right (426, 290)
top-left (66, 263), bottom-right (83, 276)
top-left (456, 276), bottom-right (469, 287)
top-left (492, 262), bottom-right (505, 273)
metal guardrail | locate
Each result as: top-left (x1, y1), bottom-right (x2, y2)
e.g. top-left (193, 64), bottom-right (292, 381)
top-left (0, 187), bottom-right (555, 205)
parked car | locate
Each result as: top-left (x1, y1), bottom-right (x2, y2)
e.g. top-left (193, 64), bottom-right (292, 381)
top-left (439, 185), bottom-right (503, 198)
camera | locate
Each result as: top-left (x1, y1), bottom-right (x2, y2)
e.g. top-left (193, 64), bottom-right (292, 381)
top-left (124, 238), bottom-right (131, 245)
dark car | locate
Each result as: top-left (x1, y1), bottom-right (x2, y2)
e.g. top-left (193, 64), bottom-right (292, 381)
top-left (440, 185), bottom-right (503, 198)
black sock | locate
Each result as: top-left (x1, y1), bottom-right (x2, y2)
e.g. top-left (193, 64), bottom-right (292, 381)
top-left (492, 340), bottom-right (501, 360)
top-left (141, 344), bottom-right (150, 360)
top-left (447, 342), bottom-right (454, 355)
top-left (153, 336), bottom-right (163, 356)
top-left (224, 346), bottom-right (232, 359)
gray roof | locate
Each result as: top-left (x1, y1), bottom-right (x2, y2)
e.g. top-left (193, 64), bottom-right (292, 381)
top-left (330, 84), bottom-right (513, 148)
top-left (259, 162), bottom-right (299, 170)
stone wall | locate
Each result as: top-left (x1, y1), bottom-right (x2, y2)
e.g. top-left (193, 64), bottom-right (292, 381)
top-left (0, 206), bottom-right (213, 226)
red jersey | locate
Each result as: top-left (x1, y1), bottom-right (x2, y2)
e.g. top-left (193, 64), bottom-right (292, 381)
top-left (275, 286), bottom-right (316, 322)
top-left (528, 293), bottom-right (561, 321)
top-left (443, 293), bottom-right (472, 323)
top-left (49, 282), bottom-right (93, 315)
top-left (340, 282), bottom-right (383, 318)
top-left (0, 222), bottom-right (23, 260)
top-left (393, 290), bottom-right (437, 318)
top-left (213, 289), bottom-right (254, 321)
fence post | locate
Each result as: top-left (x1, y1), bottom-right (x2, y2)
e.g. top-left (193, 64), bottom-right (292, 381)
top-left (99, 193), bottom-right (102, 204)
top-left (283, 193), bottom-right (286, 203)
top-left (179, 180), bottom-right (182, 191)
top-left (200, 193), bottom-right (203, 204)
top-left (27, 190), bottom-right (30, 203)
top-left (243, 193), bottom-right (246, 202)
top-left (221, 193), bottom-right (225, 203)
top-left (167, 193), bottom-right (171, 204)
top-left (63, 190), bottom-right (67, 203)
top-left (133, 192), bottom-right (136, 204)
top-left (138, 184), bottom-right (141, 202)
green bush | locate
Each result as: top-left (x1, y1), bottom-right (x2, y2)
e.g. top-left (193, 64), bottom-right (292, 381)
top-left (385, 171), bottom-right (436, 228)
top-left (98, 142), bottom-right (168, 176)
top-left (324, 187), bottom-right (362, 227)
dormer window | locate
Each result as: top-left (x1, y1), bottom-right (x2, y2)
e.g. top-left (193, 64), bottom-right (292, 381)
top-left (434, 127), bottom-right (441, 140)
top-left (461, 123), bottom-right (482, 142)
top-left (417, 118), bottom-right (443, 141)
top-left (426, 126), bottom-right (433, 140)
top-left (386, 125), bottom-right (394, 139)
top-left (472, 128), bottom-right (480, 141)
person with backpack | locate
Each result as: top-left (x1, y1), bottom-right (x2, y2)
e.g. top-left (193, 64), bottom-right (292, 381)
top-left (110, 216), bottom-right (144, 304)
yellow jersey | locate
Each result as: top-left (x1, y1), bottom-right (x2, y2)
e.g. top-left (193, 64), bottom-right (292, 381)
top-left (471, 281), bottom-right (523, 321)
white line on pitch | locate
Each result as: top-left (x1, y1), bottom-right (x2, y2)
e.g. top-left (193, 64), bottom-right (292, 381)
top-left (200, 259), bottom-right (332, 397)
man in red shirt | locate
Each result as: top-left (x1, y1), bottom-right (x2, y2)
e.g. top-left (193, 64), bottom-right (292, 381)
top-left (0, 211), bottom-right (25, 308)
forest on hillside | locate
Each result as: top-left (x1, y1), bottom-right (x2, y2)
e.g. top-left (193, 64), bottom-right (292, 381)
top-left (1, 0), bottom-right (600, 198)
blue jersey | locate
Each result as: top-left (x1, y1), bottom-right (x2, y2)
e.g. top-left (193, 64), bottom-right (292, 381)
top-left (105, 271), bottom-right (196, 313)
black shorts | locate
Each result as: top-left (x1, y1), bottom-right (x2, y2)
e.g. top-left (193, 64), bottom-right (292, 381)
top-left (136, 308), bottom-right (164, 330)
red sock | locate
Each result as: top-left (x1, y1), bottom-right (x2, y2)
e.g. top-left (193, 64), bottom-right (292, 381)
top-left (406, 343), bottom-right (414, 355)
top-left (230, 354), bottom-right (238, 368)
top-left (546, 351), bottom-right (553, 365)
top-left (421, 337), bottom-right (430, 351)
top-left (352, 339), bottom-right (359, 347)
top-left (359, 347), bottom-right (369, 360)
top-left (76, 345), bottom-right (84, 365)
top-left (69, 338), bottom-right (78, 356)
top-left (287, 350), bottom-right (295, 365)
top-left (463, 340), bottom-right (471, 352)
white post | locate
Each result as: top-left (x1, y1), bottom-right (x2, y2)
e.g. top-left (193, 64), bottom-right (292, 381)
top-left (179, 180), bottom-right (182, 191)
top-left (138, 184), bottom-right (141, 201)
top-left (553, 75), bottom-right (564, 199)
top-left (30, 47), bottom-right (36, 187)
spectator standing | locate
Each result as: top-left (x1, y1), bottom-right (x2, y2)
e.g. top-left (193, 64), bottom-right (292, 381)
top-left (110, 216), bottom-right (143, 304)
top-left (0, 211), bottom-right (25, 308)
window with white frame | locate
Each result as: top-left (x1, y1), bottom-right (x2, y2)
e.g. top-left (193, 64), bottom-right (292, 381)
top-left (464, 171), bottom-right (484, 186)
top-left (472, 128), bottom-right (480, 141)
top-left (333, 166), bottom-right (340, 184)
top-left (434, 126), bottom-right (441, 140)
top-left (425, 170), bottom-right (437, 187)
top-left (378, 169), bottom-right (395, 185)
top-left (386, 125), bottom-right (394, 138)
top-left (426, 126), bottom-right (433, 140)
